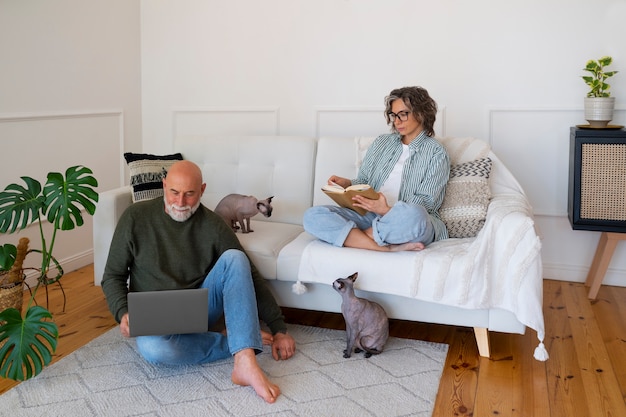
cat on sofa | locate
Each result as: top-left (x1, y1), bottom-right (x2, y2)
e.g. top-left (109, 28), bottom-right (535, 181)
top-left (214, 194), bottom-right (273, 233)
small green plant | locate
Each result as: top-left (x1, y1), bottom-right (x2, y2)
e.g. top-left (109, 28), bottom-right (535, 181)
top-left (0, 166), bottom-right (98, 381)
top-left (582, 56), bottom-right (619, 98)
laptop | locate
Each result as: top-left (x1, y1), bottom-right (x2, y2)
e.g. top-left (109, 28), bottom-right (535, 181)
top-left (127, 288), bottom-right (209, 337)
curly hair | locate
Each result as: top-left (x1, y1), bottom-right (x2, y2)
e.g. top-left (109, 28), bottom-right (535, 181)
top-left (384, 86), bottom-right (437, 137)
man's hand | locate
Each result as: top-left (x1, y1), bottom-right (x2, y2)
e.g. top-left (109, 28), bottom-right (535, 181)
top-left (271, 332), bottom-right (296, 360)
top-left (120, 313), bottom-right (130, 338)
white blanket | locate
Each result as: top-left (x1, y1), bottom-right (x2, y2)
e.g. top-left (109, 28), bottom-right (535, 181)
top-left (297, 193), bottom-right (546, 359)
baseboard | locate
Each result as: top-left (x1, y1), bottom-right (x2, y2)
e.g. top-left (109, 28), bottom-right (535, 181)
top-left (23, 250), bottom-right (94, 288)
top-left (543, 262), bottom-right (626, 287)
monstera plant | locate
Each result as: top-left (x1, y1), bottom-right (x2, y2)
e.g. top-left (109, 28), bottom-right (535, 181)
top-left (0, 166), bottom-right (98, 381)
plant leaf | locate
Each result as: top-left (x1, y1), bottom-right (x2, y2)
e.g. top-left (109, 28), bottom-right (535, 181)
top-left (0, 244), bottom-right (17, 271)
top-left (0, 177), bottom-right (45, 234)
top-left (0, 306), bottom-right (58, 381)
top-left (42, 166), bottom-right (99, 231)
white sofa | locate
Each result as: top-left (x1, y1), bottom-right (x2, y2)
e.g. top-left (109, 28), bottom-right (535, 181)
top-left (93, 135), bottom-right (548, 360)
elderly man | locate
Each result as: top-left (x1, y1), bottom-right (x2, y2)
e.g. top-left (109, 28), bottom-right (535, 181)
top-left (101, 160), bottom-right (296, 403)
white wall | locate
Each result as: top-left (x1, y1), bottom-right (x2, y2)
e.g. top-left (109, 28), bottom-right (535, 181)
top-left (0, 0), bottom-right (141, 281)
top-left (140, 0), bottom-right (626, 286)
top-left (2, 1), bottom-right (624, 287)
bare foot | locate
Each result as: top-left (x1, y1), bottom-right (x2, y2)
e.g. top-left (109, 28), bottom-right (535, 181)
top-left (389, 241), bottom-right (425, 252)
top-left (344, 228), bottom-right (425, 252)
top-left (232, 348), bottom-right (281, 403)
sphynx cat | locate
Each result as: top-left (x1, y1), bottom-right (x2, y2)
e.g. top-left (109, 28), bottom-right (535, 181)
top-left (333, 272), bottom-right (389, 358)
top-left (214, 194), bottom-right (273, 233)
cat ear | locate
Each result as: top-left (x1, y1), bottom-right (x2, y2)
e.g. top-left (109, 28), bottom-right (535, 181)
top-left (348, 272), bottom-right (358, 282)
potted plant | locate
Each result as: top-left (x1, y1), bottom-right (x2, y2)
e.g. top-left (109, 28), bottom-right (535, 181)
top-left (582, 56), bottom-right (619, 128)
top-left (0, 166), bottom-right (98, 381)
top-left (0, 238), bottom-right (30, 314)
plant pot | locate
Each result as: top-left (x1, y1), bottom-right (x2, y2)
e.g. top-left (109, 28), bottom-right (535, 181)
top-left (584, 97), bottom-right (615, 128)
top-left (0, 272), bottom-right (23, 313)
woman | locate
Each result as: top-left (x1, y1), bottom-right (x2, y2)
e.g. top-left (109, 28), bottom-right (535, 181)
top-left (303, 86), bottom-right (450, 252)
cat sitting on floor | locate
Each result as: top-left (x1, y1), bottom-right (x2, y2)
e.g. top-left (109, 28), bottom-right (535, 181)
top-left (214, 194), bottom-right (273, 233)
top-left (333, 272), bottom-right (389, 358)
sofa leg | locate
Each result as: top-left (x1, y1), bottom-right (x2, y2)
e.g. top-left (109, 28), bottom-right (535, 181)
top-left (473, 327), bottom-right (491, 358)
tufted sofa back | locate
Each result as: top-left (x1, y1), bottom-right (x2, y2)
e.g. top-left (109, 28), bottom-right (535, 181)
top-left (175, 135), bottom-right (317, 226)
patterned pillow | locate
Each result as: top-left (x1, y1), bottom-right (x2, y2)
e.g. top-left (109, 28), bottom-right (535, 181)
top-left (439, 157), bottom-right (492, 238)
top-left (124, 152), bottom-right (184, 203)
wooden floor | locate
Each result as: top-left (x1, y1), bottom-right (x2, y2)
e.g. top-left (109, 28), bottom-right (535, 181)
top-left (2, 264), bottom-right (626, 416)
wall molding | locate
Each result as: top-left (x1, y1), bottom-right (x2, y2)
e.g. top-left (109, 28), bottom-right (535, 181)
top-left (488, 106), bottom-right (626, 217)
top-left (23, 249), bottom-right (94, 288)
top-left (488, 106), bottom-right (577, 147)
top-left (489, 107), bottom-right (584, 217)
top-left (171, 107), bottom-right (281, 140)
top-left (315, 106), bottom-right (382, 138)
top-left (0, 109), bottom-right (123, 123)
top-left (315, 106), bottom-right (447, 138)
top-left (543, 261), bottom-right (626, 286)
top-left (488, 106), bottom-right (626, 145)
top-left (0, 109), bottom-right (126, 188)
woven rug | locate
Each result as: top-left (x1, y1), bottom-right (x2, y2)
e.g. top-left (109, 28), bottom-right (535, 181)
top-left (0, 324), bottom-right (448, 417)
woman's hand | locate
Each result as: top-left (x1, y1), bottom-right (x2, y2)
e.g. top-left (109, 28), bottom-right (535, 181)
top-left (328, 175), bottom-right (351, 188)
top-left (352, 192), bottom-right (390, 216)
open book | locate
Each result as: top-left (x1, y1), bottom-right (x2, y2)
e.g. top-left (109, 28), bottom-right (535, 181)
top-left (321, 183), bottom-right (379, 215)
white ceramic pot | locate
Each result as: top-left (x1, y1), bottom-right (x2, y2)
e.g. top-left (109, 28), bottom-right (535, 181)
top-left (584, 97), bottom-right (615, 128)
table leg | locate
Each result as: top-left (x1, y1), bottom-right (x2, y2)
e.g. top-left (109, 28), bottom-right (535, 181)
top-left (585, 232), bottom-right (625, 299)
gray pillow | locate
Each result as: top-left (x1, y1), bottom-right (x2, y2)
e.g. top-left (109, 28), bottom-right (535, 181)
top-left (440, 157), bottom-right (492, 238)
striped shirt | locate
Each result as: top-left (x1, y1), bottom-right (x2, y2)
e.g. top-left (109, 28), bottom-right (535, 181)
top-left (353, 131), bottom-right (450, 240)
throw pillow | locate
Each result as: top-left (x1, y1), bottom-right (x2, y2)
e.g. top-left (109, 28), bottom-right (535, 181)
top-left (439, 157), bottom-right (492, 238)
top-left (124, 152), bottom-right (184, 203)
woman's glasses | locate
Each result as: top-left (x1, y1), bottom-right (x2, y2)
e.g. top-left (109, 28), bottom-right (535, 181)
top-left (387, 111), bottom-right (410, 122)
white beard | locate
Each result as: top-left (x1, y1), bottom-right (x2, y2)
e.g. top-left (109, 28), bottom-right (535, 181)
top-left (164, 198), bottom-right (201, 222)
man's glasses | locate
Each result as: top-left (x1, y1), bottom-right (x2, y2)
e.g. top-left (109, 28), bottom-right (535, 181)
top-left (387, 111), bottom-right (410, 122)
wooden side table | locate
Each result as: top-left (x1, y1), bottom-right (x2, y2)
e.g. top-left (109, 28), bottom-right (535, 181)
top-left (585, 232), bottom-right (626, 299)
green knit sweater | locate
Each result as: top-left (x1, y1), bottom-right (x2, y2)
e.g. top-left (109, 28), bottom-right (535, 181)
top-left (101, 197), bottom-right (287, 335)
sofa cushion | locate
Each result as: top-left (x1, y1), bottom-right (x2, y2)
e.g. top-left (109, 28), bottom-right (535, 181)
top-left (176, 135), bottom-right (317, 225)
top-left (124, 152), bottom-right (183, 203)
top-left (235, 221), bottom-right (305, 280)
top-left (440, 157), bottom-right (492, 238)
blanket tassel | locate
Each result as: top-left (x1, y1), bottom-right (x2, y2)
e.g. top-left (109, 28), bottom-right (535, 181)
top-left (533, 341), bottom-right (549, 361)
top-left (292, 280), bottom-right (307, 295)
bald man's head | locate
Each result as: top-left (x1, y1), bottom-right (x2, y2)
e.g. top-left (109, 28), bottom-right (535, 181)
top-left (162, 161), bottom-right (206, 222)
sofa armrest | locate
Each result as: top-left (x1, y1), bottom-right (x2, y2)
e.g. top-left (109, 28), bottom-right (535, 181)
top-left (93, 186), bottom-right (132, 286)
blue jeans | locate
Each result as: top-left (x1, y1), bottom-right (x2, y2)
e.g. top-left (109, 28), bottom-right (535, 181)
top-left (135, 249), bottom-right (262, 365)
top-left (303, 202), bottom-right (435, 247)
